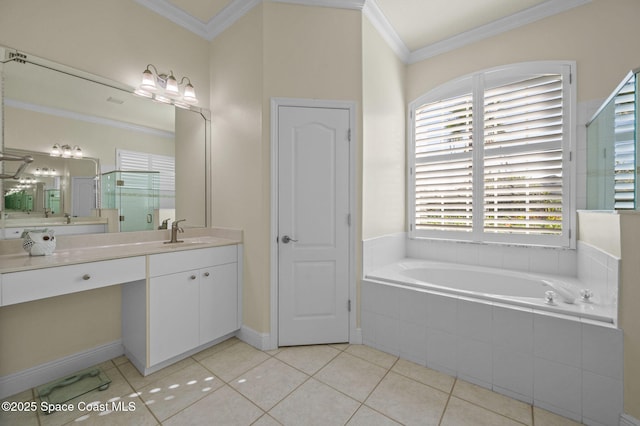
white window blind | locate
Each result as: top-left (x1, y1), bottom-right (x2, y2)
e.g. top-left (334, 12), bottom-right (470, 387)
top-left (414, 93), bottom-right (473, 231)
top-left (117, 149), bottom-right (175, 192)
top-left (613, 74), bottom-right (636, 209)
top-left (409, 62), bottom-right (574, 246)
top-left (483, 74), bottom-right (564, 235)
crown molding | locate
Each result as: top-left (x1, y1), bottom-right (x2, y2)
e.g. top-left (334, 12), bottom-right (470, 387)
top-left (362, 0), bottom-right (410, 62)
top-left (408, 0), bottom-right (592, 64)
top-left (204, 0), bottom-right (263, 41)
top-left (136, 0), bottom-right (591, 64)
top-left (269, 0), bottom-right (365, 9)
top-left (6, 99), bottom-right (175, 139)
top-left (134, 0), bottom-right (210, 39)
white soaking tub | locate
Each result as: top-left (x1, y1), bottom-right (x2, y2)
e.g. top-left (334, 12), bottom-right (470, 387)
top-left (365, 258), bottom-right (614, 323)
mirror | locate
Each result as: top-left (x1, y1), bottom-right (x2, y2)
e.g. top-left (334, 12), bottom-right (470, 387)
top-left (0, 46), bottom-right (210, 237)
top-left (2, 149), bottom-right (99, 216)
top-left (586, 69), bottom-right (638, 210)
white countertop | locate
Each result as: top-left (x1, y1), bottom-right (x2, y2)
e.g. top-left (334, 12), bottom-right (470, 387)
top-left (0, 228), bottom-right (242, 274)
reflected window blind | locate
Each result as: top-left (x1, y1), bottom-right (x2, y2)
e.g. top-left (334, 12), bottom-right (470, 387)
top-left (116, 149), bottom-right (175, 192)
top-left (414, 93), bottom-right (473, 231)
top-left (613, 75), bottom-right (636, 209)
top-left (483, 74), bottom-right (564, 235)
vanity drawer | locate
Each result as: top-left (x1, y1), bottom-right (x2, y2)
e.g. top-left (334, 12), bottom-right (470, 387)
top-left (1, 256), bottom-right (146, 306)
top-left (149, 245), bottom-right (237, 277)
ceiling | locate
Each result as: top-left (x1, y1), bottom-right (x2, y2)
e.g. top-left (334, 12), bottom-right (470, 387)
top-left (135, 0), bottom-right (590, 63)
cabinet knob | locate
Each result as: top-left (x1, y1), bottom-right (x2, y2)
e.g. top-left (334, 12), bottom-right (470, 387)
top-left (204, 272), bottom-right (210, 277)
top-left (190, 275), bottom-right (197, 280)
top-left (82, 274), bottom-right (91, 280)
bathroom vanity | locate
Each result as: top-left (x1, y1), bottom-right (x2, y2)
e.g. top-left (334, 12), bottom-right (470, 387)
top-left (0, 228), bottom-right (243, 389)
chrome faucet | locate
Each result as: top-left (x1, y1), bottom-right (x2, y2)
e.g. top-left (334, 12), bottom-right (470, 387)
top-left (44, 208), bottom-right (51, 218)
top-left (165, 219), bottom-right (185, 244)
top-left (64, 213), bottom-right (71, 224)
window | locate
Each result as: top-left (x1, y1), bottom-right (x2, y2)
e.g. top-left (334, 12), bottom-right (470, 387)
top-left (409, 62), bottom-right (575, 247)
top-left (117, 149), bottom-right (175, 209)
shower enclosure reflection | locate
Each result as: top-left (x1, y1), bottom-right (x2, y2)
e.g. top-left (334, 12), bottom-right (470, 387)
top-left (587, 68), bottom-right (638, 210)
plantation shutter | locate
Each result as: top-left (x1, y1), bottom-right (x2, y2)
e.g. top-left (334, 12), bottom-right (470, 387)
top-left (117, 149), bottom-right (175, 193)
top-left (414, 93), bottom-right (474, 232)
top-left (483, 74), bottom-right (564, 235)
top-left (613, 74), bottom-right (636, 209)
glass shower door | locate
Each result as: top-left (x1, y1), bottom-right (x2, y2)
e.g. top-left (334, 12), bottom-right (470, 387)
top-left (101, 171), bottom-right (159, 232)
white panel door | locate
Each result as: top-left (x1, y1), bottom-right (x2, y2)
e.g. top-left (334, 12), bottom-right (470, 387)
top-left (278, 106), bottom-right (351, 346)
top-left (71, 176), bottom-right (96, 217)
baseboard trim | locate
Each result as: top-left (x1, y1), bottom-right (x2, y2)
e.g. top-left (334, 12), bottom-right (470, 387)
top-left (0, 340), bottom-right (124, 400)
top-left (350, 327), bottom-right (363, 345)
top-left (621, 414), bottom-right (640, 426)
top-left (237, 325), bottom-right (272, 351)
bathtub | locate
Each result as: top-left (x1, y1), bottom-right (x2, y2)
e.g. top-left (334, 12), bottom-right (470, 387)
top-left (361, 257), bottom-right (623, 422)
top-left (365, 258), bottom-right (614, 324)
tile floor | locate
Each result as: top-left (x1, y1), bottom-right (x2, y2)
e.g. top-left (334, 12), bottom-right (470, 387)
top-left (1, 338), bottom-right (584, 425)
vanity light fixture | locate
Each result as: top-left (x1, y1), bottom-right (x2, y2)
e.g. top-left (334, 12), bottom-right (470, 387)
top-left (134, 64), bottom-right (198, 108)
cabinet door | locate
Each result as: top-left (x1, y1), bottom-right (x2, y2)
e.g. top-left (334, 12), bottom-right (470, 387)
top-left (150, 271), bottom-right (200, 365)
top-left (199, 263), bottom-right (238, 344)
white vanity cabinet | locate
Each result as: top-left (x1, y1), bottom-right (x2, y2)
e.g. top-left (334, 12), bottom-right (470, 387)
top-left (123, 244), bottom-right (242, 374)
top-left (1, 257), bottom-right (146, 306)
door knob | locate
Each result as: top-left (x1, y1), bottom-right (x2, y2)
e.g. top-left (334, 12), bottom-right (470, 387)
top-left (281, 235), bottom-right (298, 244)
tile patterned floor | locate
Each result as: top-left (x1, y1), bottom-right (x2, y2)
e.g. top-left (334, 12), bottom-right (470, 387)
top-left (1, 338), bottom-right (584, 425)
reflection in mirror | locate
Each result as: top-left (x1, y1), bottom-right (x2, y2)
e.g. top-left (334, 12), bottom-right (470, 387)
top-left (0, 46), bottom-right (210, 238)
top-left (2, 149), bottom-right (99, 216)
top-left (587, 69), bottom-right (638, 210)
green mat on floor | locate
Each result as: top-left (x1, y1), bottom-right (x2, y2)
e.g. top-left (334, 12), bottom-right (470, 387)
top-left (36, 366), bottom-right (111, 412)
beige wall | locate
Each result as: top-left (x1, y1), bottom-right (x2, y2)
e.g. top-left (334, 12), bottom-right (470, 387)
top-left (0, 0), bottom-right (209, 376)
top-left (209, 5), bottom-right (265, 333)
top-left (0, 0), bottom-right (210, 105)
top-left (407, 0), bottom-right (640, 105)
top-left (362, 17), bottom-right (406, 240)
top-left (619, 213), bottom-right (640, 418)
top-left (4, 108), bottom-right (174, 171)
top-left (210, 3), bottom-right (363, 334)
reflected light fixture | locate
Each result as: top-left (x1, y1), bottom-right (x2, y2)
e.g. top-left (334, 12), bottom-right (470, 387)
top-left (134, 64), bottom-right (198, 109)
top-left (51, 144), bottom-right (83, 159)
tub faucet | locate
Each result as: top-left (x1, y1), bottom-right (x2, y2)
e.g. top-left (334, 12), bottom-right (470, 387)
top-left (165, 219), bottom-right (185, 244)
top-left (542, 280), bottom-right (577, 304)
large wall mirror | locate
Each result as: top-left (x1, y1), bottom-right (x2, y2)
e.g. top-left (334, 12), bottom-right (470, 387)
top-left (0, 46), bottom-right (210, 238)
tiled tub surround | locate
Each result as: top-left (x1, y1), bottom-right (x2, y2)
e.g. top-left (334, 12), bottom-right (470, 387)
top-left (362, 234), bottom-right (623, 425)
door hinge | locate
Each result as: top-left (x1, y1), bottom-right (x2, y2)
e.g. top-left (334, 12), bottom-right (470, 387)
top-left (119, 215), bottom-right (125, 222)
top-left (347, 128), bottom-right (351, 142)
top-left (569, 151), bottom-right (573, 161)
top-left (568, 228), bottom-right (572, 239)
top-left (116, 179), bottom-right (125, 186)
top-left (347, 213), bottom-right (351, 226)
top-left (348, 300), bottom-right (351, 312)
